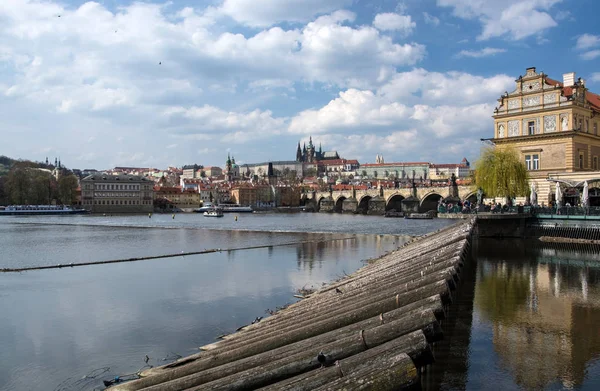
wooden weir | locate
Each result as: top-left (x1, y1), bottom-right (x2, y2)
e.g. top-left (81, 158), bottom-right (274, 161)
top-left (110, 219), bottom-right (475, 391)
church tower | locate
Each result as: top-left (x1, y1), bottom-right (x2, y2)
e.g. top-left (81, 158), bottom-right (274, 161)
top-left (296, 142), bottom-right (302, 162)
top-left (307, 136), bottom-right (315, 163)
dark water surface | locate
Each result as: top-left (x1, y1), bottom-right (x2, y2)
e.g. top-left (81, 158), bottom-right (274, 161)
top-left (0, 213), bottom-right (452, 390)
top-left (5, 213), bottom-right (597, 391)
top-left (426, 239), bottom-right (600, 391)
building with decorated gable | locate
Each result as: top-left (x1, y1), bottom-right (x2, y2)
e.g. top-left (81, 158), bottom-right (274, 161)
top-left (491, 67), bottom-right (600, 206)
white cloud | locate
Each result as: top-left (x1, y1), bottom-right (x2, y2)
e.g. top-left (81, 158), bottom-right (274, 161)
top-left (457, 47), bottom-right (506, 58)
top-left (218, 0), bottom-right (352, 27)
top-left (164, 104), bottom-right (286, 143)
top-left (590, 73), bottom-right (600, 83)
top-left (289, 89), bottom-right (409, 134)
top-left (377, 69), bottom-right (514, 105)
top-left (574, 33), bottom-right (600, 61)
top-left (288, 69), bottom-right (514, 163)
top-left (423, 12), bottom-right (440, 26)
top-left (438, 0), bottom-right (561, 40)
top-left (576, 33), bottom-right (600, 50)
top-left (373, 13), bottom-right (416, 35)
top-left (581, 50), bottom-right (600, 61)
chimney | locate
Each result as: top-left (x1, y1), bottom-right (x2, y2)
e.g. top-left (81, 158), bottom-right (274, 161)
top-left (563, 72), bottom-right (575, 86)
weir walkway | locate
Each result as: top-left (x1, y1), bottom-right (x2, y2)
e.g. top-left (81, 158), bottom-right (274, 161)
top-left (111, 220), bottom-right (474, 390)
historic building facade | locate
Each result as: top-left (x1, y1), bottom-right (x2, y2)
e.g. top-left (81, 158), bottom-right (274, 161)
top-left (80, 173), bottom-right (154, 213)
top-left (359, 162), bottom-right (430, 181)
top-left (492, 67), bottom-right (600, 205)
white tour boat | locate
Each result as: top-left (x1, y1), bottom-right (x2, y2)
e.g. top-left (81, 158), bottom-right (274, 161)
top-left (203, 208), bottom-right (224, 217)
top-left (0, 205), bottom-right (89, 216)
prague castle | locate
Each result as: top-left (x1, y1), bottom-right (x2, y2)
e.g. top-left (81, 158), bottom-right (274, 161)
top-left (492, 67), bottom-right (600, 206)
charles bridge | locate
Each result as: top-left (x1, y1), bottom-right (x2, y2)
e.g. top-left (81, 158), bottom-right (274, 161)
top-left (302, 183), bottom-right (475, 214)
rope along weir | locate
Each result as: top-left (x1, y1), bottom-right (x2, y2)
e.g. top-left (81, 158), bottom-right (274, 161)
top-left (1, 237), bottom-right (360, 273)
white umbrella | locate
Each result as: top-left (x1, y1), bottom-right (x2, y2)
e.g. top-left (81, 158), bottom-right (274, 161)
top-left (530, 182), bottom-right (537, 206)
top-left (582, 181), bottom-right (589, 207)
top-left (555, 182), bottom-right (562, 209)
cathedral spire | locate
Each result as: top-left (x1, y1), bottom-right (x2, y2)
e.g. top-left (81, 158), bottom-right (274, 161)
top-left (296, 142), bottom-right (302, 162)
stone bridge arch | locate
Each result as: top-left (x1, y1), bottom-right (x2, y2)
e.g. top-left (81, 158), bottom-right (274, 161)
top-left (462, 192), bottom-right (478, 204)
top-left (420, 192), bottom-right (443, 212)
top-left (357, 195), bottom-right (372, 214)
top-left (334, 196), bottom-right (346, 212)
top-left (386, 194), bottom-right (405, 211)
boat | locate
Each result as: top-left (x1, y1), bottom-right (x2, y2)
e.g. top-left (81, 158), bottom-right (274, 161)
top-left (203, 208), bottom-right (224, 217)
top-left (0, 205), bottom-right (89, 216)
top-left (196, 203), bottom-right (253, 213)
top-left (404, 212), bottom-right (434, 220)
top-left (218, 204), bottom-right (253, 213)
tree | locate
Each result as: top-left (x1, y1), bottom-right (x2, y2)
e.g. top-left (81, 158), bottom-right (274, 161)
top-left (58, 175), bottom-right (79, 205)
top-left (474, 147), bottom-right (529, 204)
top-left (304, 168), bottom-right (317, 177)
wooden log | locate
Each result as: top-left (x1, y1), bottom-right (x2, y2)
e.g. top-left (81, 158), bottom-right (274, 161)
top-left (312, 352), bottom-right (418, 391)
top-left (111, 302), bottom-right (441, 391)
top-left (211, 253), bottom-right (462, 347)
top-left (178, 310), bottom-right (438, 391)
top-left (197, 275), bottom-right (453, 359)
top-left (258, 330), bottom-right (429, 391)
top-left (211, 262), bottom-right (459, 349)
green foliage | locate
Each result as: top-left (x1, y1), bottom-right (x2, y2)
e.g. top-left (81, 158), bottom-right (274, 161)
top-left (474, 147), bottom-right (529, 201)
top-left (475, 263), bottom-right (530, 323)
top-left (58, 175), bottom-right (79, 205)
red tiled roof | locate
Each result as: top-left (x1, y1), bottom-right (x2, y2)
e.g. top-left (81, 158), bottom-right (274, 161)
top-left (317, 159), bottom-right (359, 166)
top-left (545, 76), bottom-right (600, 111)
top-left (361, 162), bottom-right (429, 167)
top-left (430, 164), bottom-right (469, 169)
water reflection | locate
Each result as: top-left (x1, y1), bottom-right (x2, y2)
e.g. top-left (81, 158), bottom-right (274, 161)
top-left (0, 227), bottom-right (404, 391)
top-left (474, 239), bottom-right (600, 390)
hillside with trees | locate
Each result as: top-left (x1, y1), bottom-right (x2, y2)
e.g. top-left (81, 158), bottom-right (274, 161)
top-left (0, 155), bottom-right (79, 206)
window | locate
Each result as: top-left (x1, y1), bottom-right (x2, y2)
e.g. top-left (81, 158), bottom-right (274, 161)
top-left (594, 156), bottom-right (598, 170)
top-left (595, 122), bottom-right (598, 136)
top-left (579, 153), bottom-right (584, 169)
top-left (528, 121), bottom-right (535, 135)
top-left (525, 154), bottom-right (539, 170)
top-left (532, 154), bottom-right (539, 170)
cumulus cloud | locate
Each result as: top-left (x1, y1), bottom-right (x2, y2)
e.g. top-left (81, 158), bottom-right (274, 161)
top-left (289, 89), bottom-right (409, 134)
top-left (581, 50), bottom-right (600, 60)
top-left (423, 12), bottom-right (440, 26)
top-left (164, 105), bottom-right (286, 142)
top-left (576, 33), bottom-right (600, 50)
top-left (575, 33), bottom-right (600, 60)
top-left (438, 0), bottom-right (561, 40)
top-left (218, 0), bottom-right (352, 27)
top-left (373, 13), bottom-right (416, 35)
top-left (287, 69), bottom-right (514, 162)
top-left (456, 47), bottom-right (506, 58)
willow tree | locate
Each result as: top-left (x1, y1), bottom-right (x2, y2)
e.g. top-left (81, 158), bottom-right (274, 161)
top-left (474, 147), bottom-right (529, 205)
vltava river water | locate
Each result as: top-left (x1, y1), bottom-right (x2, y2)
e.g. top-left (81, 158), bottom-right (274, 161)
top-left (0, 213), bottom-right (452, 390)
top-left (425, 239), bottom-right (600, 391)
top-left (2, 214), bottom-right (599, 390)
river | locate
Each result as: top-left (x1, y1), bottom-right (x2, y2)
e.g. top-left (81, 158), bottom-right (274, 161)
top-left (2, 214), bottom-right (599, 390)
top-left (0, 213), bottom-right (451, 390)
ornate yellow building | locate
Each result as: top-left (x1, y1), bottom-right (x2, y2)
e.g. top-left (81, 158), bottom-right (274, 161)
top-left (492, 67), bottom-right (600, 205)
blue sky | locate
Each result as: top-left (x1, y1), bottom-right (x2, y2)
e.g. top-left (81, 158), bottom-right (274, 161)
top-left (0, 0), bottom-right (599, 170)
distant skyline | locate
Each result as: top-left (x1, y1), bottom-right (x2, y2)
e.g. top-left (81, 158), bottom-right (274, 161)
top-left (1, 0), bottom-right (599, 170)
